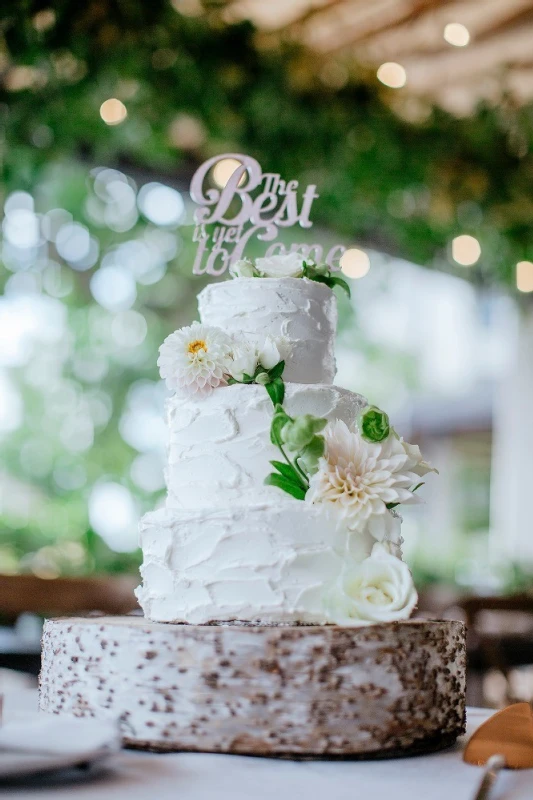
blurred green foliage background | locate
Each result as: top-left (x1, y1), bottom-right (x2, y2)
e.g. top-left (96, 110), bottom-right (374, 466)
top-left (2, 1), bottom-right (533, 585)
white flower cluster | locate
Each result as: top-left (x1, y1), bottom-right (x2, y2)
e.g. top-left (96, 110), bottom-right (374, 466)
top-left (305, 418), bottom-right (437, 624)
top-left (157, 321), bottom-right (285, 397)
top-left (230, 252), bottom-right (306, 279)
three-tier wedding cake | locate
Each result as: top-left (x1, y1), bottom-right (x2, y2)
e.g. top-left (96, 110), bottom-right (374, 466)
top-left (137, 262), bottom-right (417, 626)
top-left (40, 253), bottom-right (466, 757)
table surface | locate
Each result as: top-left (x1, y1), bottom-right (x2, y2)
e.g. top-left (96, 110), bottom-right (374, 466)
top-left (3, 690), bottom-right (533, 799)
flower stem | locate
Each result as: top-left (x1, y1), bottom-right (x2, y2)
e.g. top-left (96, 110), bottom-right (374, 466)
top-left (278, 442), bottom-right (309, 490)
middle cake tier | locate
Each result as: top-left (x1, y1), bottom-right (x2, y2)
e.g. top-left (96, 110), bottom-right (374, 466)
top-left (165, 383), bottom-right (366, 508)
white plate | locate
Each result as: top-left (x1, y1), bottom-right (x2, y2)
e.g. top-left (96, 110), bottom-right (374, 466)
top-left (0, 713), bottom-right (120, 780)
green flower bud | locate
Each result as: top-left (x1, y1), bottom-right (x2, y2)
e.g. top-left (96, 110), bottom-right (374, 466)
top-left (281, 414), bottom-right (327, 451)
top-left (359, 405), bottom-right (390, 443)
top-left (298, 435), bottom-right (325, 475)
top-left (255, 372), bottom-right (270, 385)
top-left (311, 262), bottom-right (329, 276)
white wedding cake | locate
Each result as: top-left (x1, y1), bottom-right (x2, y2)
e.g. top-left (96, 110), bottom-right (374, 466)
top-left (41, 253), bottom-right (466, 758)
top-left (136, 255), bottom-right (429, 627)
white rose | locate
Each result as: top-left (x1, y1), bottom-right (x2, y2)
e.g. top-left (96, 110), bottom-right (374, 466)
top-left (229, 258), bottom-right (257, 278)
top-left (255, 252), bottom-right (305, 279)
top-left (257, 336), bottom-right (281, 370)
top-left (325, 543), bottom-right (417, 625)
top-left (228, 342), bottom-right (258, 382)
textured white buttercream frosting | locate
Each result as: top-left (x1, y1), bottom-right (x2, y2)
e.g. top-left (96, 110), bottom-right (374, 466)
top-left (135, 276), bottom-right (413, 626)
top-left (136, 504), bottom-right (402, 624)
top-left (198, 277), bottom-right (337, 384)
top-left (165, 382), bottom-right (366, 509)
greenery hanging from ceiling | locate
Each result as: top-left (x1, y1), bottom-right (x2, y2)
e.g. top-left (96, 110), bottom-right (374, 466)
top-left (2, 0), bottom-right (533, 288)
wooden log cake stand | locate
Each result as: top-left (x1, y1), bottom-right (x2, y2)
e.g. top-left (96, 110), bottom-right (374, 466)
top-left (39, 617), bottom-right (466, 758)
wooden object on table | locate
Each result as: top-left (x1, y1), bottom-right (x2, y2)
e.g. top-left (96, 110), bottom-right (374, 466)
top-left (464, 702), bottom-right (533, 769)
top-left (40, 616), bottom-right (466, 758)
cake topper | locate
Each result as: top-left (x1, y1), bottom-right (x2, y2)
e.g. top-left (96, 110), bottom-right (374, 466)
top-left (190, 153), bottom-right (346, 275)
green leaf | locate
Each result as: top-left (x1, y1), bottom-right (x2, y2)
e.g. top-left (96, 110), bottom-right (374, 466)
top-left (328, 274), bottom-right (351, 298)
top-left (267, 360), bottom-right (285, 380)
top-left (270, 407), bottom-right (292, 446)
top-left (264, 473), bottom-right (306, 500)
top-left (411, 482), bottom-right (425, 493)
top-left (241, 373), bottom-right (254, 383)
top-left (265, 377), bottom-right (285, 406)
top-left (226, 377), bottom-right (239, 385)
top-left (270, 460), bottom-right (308, 488)
top-left (311, 273), bottom-right (351, 298)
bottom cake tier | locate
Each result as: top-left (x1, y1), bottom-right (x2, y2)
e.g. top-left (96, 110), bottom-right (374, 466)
top-left (39, 616), bottom-right (466, 757)
top-left (135, 504), bottom-right (402, 625)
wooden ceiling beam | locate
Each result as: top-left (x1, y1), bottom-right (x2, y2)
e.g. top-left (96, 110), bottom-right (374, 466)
top-left (294, 0), bottom-right (450, 53)
top-left (219, 0), bottom-right (533, 112)
top-left (357, 0), bottom-right (533, 61)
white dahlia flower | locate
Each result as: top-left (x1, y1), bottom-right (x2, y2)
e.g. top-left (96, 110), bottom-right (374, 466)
top-left (306, 420), bottom-right (424, 532)
top-left (158, 322), bottom-right (232, 396)
top-left (324, 543), bottom-right (418, 625)
top-left (255, 252), bottom-right (305, 279)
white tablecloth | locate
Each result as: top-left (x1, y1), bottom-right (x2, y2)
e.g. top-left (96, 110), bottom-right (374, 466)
top-left (4, 690), bottom-right (533, 798)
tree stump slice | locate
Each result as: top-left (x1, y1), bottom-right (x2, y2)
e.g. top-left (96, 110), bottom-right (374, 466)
top-left (39, 616), bottom-right (466, 758)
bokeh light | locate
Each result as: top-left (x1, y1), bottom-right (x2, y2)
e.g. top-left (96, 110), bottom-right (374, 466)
top-left (99, 98), bottom-right (127, 126)
top-left (138, 183), bottom-right (185, 226)
top-left (212, 158), bottom-right (247, 188)
top-left (451, 234), bottom-right (481, 266)
top-left (516, 261), bottom-right (533, 293)
top-left (377, 62), bottom-right (407, 89)
top-left (55, 221), bottom-right (91, 262)
top-left (3, 208), bottom-right (40, 249)
top-left (130, 453), bottom-right (165, 492)
top-left (88, 483), bottom-right (138, 551)
top-left (90, 266), bottom-right (137, 311)
top-left (340, 248), bottom-right (370, 279)
top-left (444, 23), bottom-right (470, 47)
top-left (169, 114), bottom-right (206, 150)
top-left (119, 381), bottom-right (167, 453)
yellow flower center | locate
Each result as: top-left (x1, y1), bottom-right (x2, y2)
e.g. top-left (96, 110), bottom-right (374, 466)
top-left (188, 339), bottom-right (207, 356)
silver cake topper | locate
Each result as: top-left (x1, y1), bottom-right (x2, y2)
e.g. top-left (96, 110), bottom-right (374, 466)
top-left (190, 153), bottom-right (346, 275)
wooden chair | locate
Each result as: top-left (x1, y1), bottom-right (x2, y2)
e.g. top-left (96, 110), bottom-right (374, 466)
top-left (458, 594), bottom-right (533, 707)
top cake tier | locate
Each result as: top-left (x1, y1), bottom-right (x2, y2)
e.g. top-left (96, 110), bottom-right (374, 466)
top-left (198, 277), bottom-right (337, 384)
